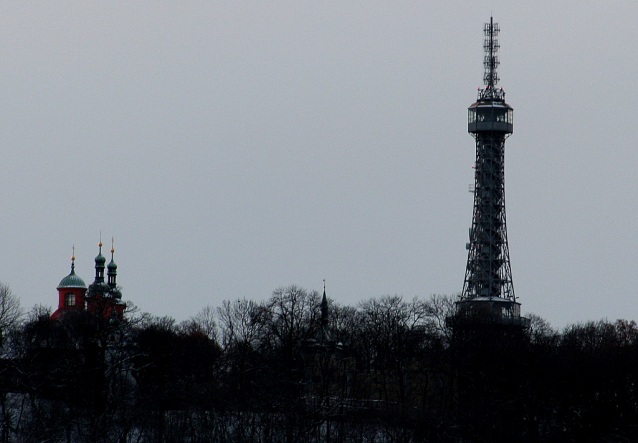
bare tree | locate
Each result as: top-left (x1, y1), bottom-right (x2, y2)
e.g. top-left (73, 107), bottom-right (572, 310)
top-left (357, 295), bottom-right (430, 406)
top-left (217, 298), bottom-right (265, 349)
top-left (425, 293), bottom-right (455, 342)
top-left (526, 313), bottom-right (557, 344)
top-left (26, 304), bottom-right (51, 323)
top-left (265, 285), bottom-right (320, 355)
top-left (181, 305), bottom-right (218, 341)
top-left (0, 283), bottom-right (20, 443)
top-left (0, 283), bottom-right (21, 342)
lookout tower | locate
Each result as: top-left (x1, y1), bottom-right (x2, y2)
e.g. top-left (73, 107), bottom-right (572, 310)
top-left (453, 18), bottom-right (528, 329)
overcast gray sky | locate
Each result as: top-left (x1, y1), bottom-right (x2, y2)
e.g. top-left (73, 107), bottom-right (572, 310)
top-left (0, 1), bottom-right (636, 329)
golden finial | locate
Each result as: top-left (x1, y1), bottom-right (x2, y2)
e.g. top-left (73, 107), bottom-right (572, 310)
top-left (111, 237), bottom-right (114, 254)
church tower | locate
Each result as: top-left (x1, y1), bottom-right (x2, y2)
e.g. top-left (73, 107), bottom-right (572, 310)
top-left (86, 240), bottom-right (125, 319)
top-left (51, 252), bottom-right (87, 320)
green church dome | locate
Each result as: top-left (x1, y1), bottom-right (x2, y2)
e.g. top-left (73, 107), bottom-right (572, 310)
top-left (95, 252), bottom-right (106, 265)
top-left (57, 267), bottom-right (87, 289)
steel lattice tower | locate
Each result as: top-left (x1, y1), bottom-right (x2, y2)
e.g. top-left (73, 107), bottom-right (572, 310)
top-left (456, 18), bottom-right (528, 327)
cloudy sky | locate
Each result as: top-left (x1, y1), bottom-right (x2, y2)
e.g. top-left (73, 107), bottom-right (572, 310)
top-left (0, 1), bottom-right (636, 329)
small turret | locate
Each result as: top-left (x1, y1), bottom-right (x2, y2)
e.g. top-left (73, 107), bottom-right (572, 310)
top-left (94, 241), bottom-right (106, 283)
top-left (107, 239), bottom-right (117, 289)
top-left (107, 240), bottom-right (122, 300)
top-left (51, 250), bottom-right (88, 320)
top-left (87, 240), bottom-right (112, 298)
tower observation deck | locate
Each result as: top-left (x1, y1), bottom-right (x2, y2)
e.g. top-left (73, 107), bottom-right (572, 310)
top-left (453, 18), bottom-right (529, 329)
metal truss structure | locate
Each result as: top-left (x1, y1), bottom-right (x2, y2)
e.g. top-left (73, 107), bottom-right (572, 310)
top-left (461, 17), bottom-right (516, 304)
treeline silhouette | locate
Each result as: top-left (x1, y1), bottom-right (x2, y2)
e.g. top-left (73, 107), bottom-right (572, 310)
top-left (0, 284), bottom-right (636, 442)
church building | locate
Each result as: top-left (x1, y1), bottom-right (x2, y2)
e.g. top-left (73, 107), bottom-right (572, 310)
top-left (51, 241), bottom-right (126, 320)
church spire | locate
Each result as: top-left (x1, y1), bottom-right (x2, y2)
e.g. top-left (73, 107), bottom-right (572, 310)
top-left (70, 245), bottom-right (76, 274)
top-left (321, 279), bottom-right (329, 328)
top-left (107, 238), bottom-right (117, 288)
top-left (94, 238), bottom-right (106, 283)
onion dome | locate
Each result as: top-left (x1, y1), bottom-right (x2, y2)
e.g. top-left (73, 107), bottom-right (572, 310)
top-left (107, 241), bottom-right (118, 290)
top-left (107, 257), bottom-right (117, 273)
top-left (57, 256), bottom-right (87, 289)
top-left (95, 243), bottom-right (106, 267)
top-left (93, 241), bottom-right (106, 282)
top-left (88, 241), bottom-right (110, 296)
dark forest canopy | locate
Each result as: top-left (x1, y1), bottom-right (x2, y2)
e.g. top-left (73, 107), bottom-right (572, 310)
top-left (0, 284), bottom-right (637, 442)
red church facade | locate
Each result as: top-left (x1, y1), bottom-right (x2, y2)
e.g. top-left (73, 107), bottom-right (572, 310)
top-left (51, 242), bottom-right (126, 320)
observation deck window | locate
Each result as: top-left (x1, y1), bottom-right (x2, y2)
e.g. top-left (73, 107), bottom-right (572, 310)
top-left (468, 109), bottom-right (477, 124)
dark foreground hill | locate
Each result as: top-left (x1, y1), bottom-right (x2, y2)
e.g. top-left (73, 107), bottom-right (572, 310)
top-left (0, 287), bottom-right (635, 442)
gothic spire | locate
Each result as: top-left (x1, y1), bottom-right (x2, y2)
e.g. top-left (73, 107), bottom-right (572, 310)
top-left (321, 279), bottom-right (329, 328)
